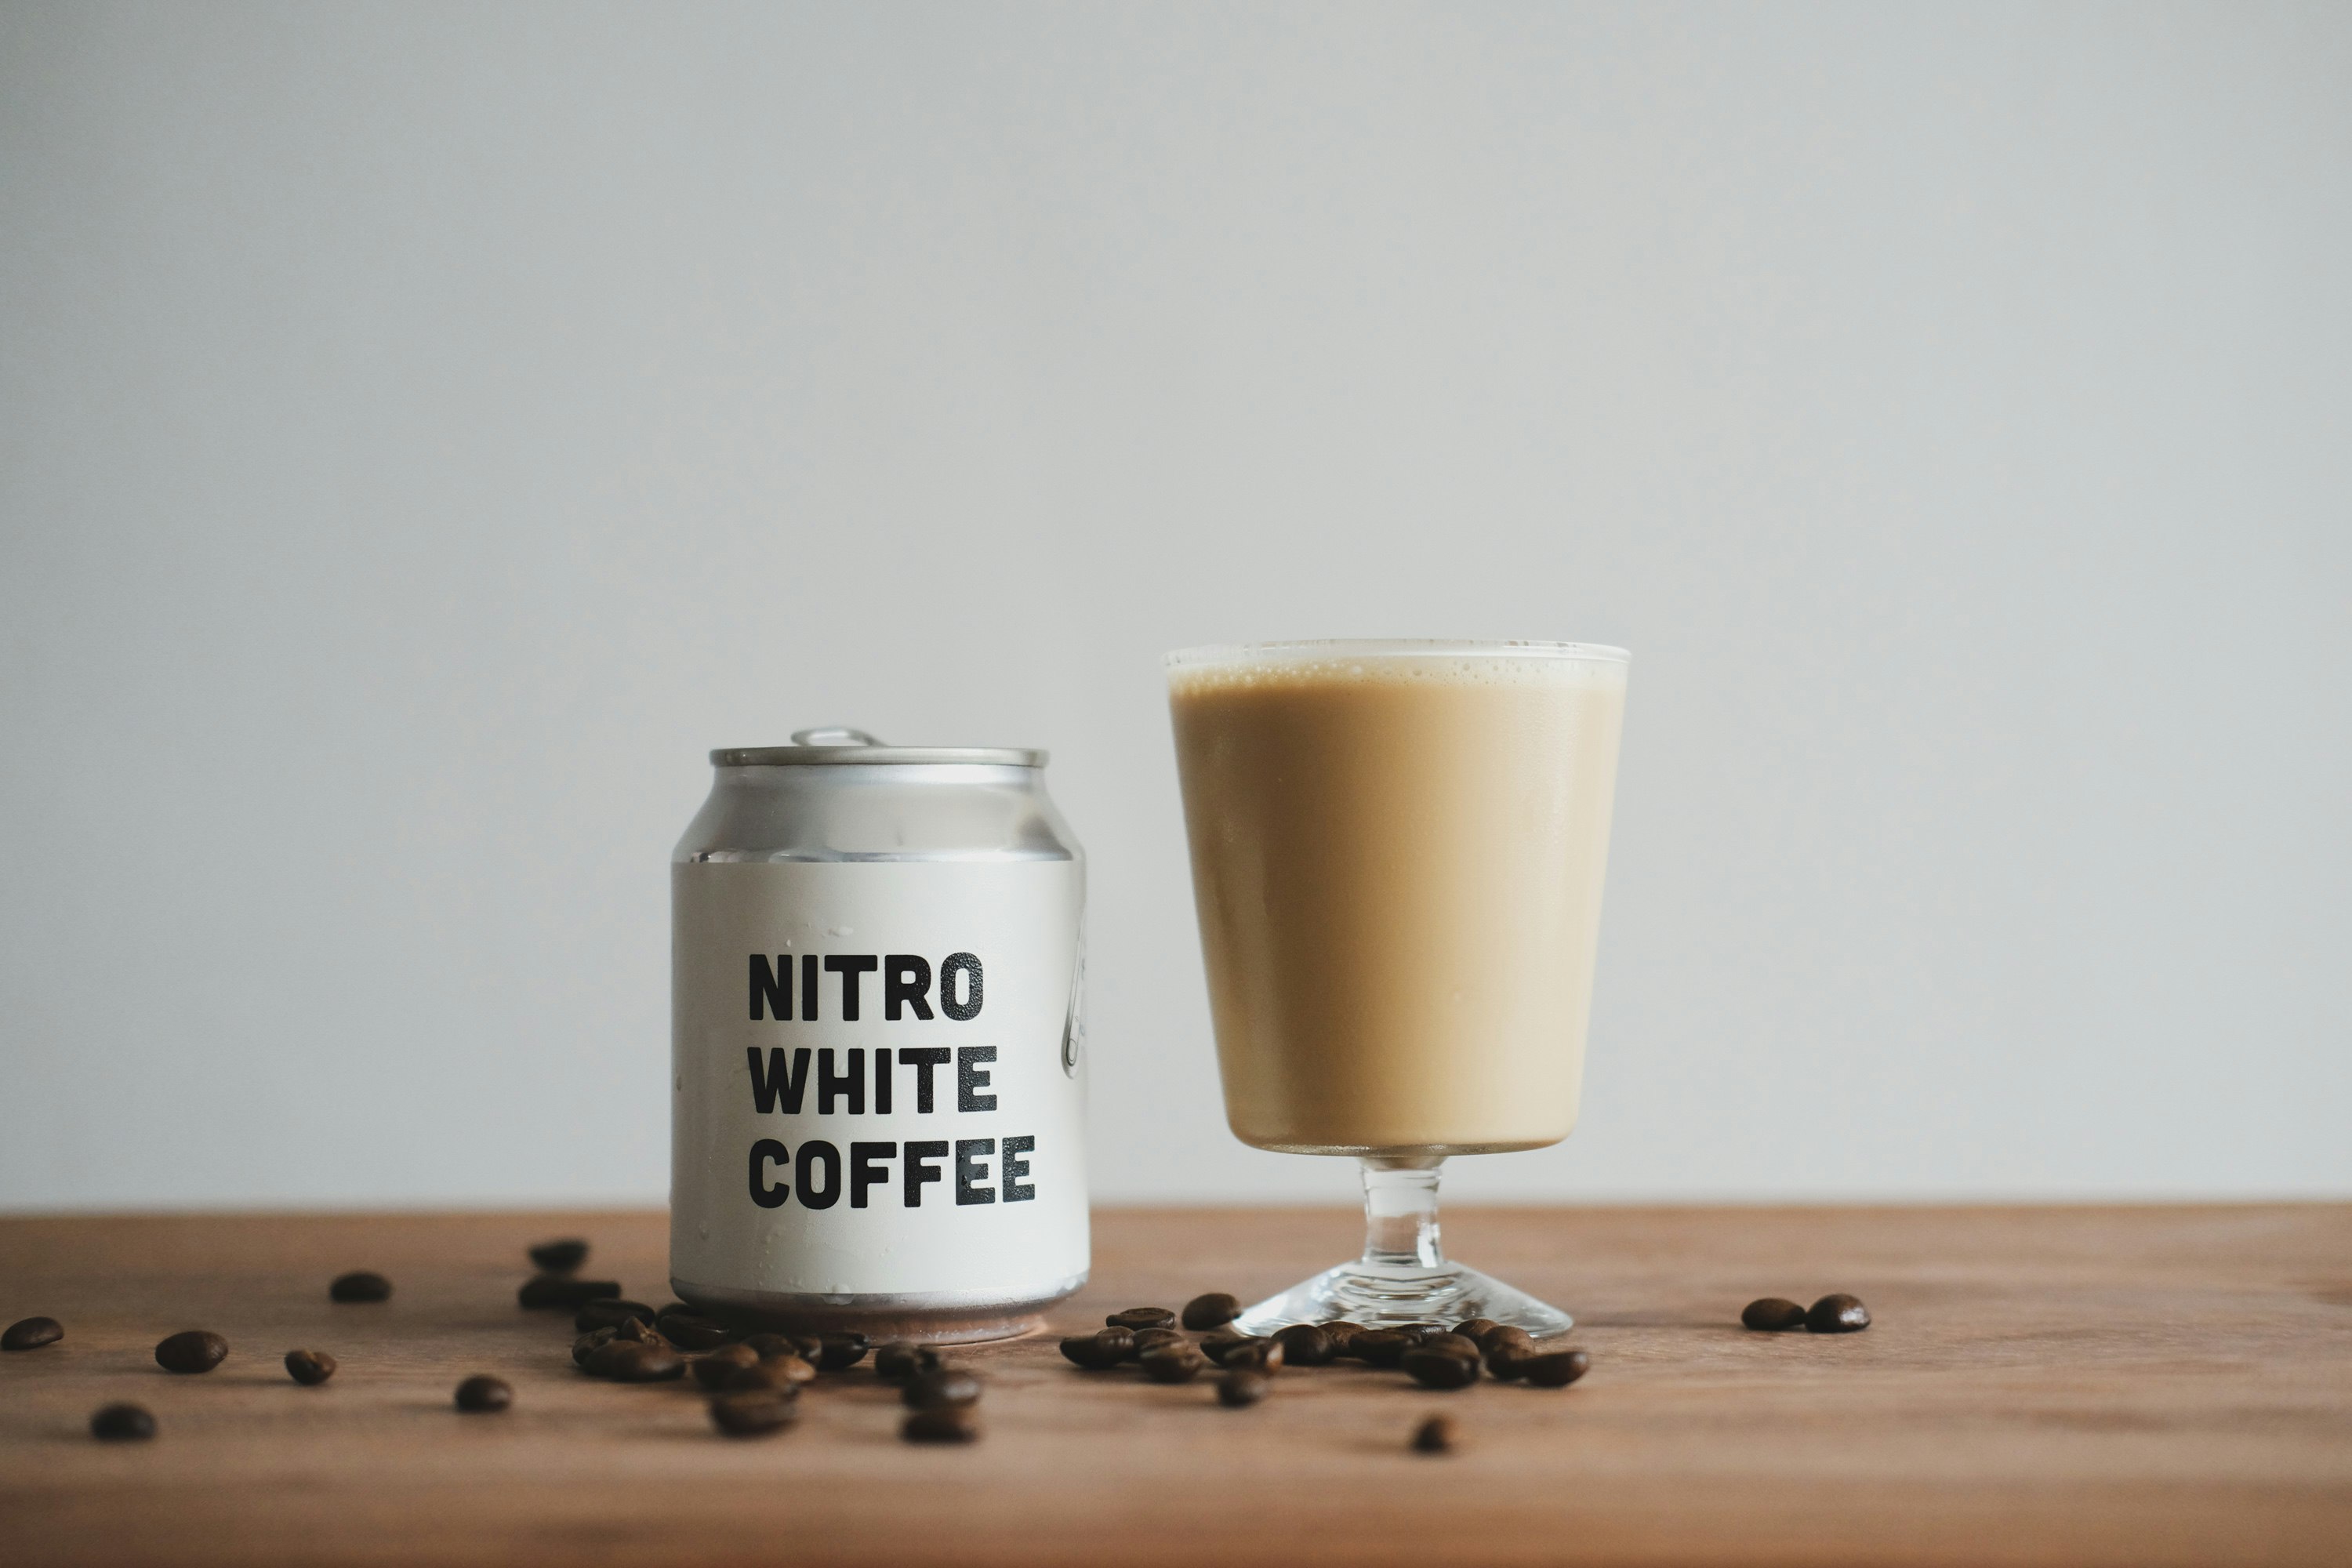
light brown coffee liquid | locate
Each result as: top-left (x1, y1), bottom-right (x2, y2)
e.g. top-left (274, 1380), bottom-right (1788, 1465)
top-left (1168, 648), bottom-right (1626, 1153)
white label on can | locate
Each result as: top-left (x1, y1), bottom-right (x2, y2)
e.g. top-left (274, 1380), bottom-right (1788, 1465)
top-left (670, 860), bottom-right (1087, 1300)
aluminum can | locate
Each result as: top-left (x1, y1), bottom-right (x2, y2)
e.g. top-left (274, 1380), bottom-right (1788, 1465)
top-left (670, 728), bottom-right (1087, 1343)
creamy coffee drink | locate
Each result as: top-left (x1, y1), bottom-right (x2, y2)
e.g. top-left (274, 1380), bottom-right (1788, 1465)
top-left (1168, 643), bottom-right (1627, 1154)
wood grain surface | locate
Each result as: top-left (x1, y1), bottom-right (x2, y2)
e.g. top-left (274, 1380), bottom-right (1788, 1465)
top-left (2, 1205), bottom-right (2349, 1567)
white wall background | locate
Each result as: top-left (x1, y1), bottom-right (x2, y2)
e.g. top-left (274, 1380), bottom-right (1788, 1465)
top-left (3, 2), bottom-right (2347, 1212)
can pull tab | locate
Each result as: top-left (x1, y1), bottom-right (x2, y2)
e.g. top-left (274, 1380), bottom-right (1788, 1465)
top-left (790, 728), bottom-right (887, 747)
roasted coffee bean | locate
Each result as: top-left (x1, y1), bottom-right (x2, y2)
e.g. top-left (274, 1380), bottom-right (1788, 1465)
top-left (1091, 1326), bottom-right (1137, 1362)
top-left (1140, 1345), bottom-right (1210, 1385)
top-left (1485, 1348), bottom-right (1530, 1381)
top-left (572, 1327), bottom-right (616, 1366)
top-left (1221, 1338), bottom-right (1285, 1374)
top-left (1197, 1330), bottom-right (1257, 1366)
top-left (328, 1271), bottom-right (392, 1304)
top-left (741, 1332), bottom-right (815, 1362)
top-left (1519, 1349), bottom-right (1592, 1388)
top-left (91, 1403), bottom-right (156, 1442)
top-left (1058, 1333), bottom-right (1127, 1370)
top-left (585, 1340), bottom-right (686, 1383)
top-left (1273, 1324), bottom-right (1334, 1367)
top-left (724, 1356), bottom-right (815, 1394)
top-left (1127, 1327), bottom-right (1185, 1362)
top-left (902, 1367), bottom-right (982, 1409)
top-left (454, 1374), bottom-right (512, 1412)
top-left (1347, 1330), bottom-right (1410, 1367)
top-left (1411, 1414), bottom-right (1458, 1454)
top-left (528, 1238), bottom-right (589, 1273)
top-left (874, 1341), bottom-right (945, 1381)
top-left (154, 1330), bottom-right (229, 1374)
top-left (1217, 1368), bottom-right (1270, 1408)
top-left (1807, 1294), bottom-right (1871, 1333)
top-left (2, 1316), bottom-right (63, 1352)
top-left (902, 1405), bottom-right (980, 1443)
top-left (1742, 1298), bottom-right (1809, 1332)
top-left (1402, 1348), bottom-right (1481, 1389)
top-left (518, 1275), bottom-right (621, 1311)
top-left (612, 1316), bottom-right (666, 1346)
top-left (1181, 1292), bottom-right (1242, 1331)
top-left (814, 1333), bottom-right (870, 1371)
top-left (575, 1299), bottom-right (658, 1334)
top-left (709, 1390), bottom-right (797, 1436)
top-left (691, 1345), bottom-right (762, 1388)
top-left (1453, 1318), bottom-right (1501, 1346)
top-left (284, 1349), bottom-right (337, 1385)
top-left (1105, 1307), bottom-right (1176, 1332)
top-left (1319, 1321), bottom-right (1364, 1356)
top-left (657, 1312), bottom-right (735, 1352)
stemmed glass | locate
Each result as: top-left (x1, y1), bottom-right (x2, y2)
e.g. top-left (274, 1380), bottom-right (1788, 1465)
top-left (1165, 639), bottom-right (1628, 1334)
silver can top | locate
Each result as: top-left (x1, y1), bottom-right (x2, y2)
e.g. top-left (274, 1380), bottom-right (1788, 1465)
top-left (711, 728), bottom-right (1047, 768)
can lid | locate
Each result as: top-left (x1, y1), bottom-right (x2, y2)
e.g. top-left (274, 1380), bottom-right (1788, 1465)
top-left (711, 728), bottom-right (1047, 768)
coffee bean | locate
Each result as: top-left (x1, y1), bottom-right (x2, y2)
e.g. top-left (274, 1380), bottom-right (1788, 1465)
top-left (1319, 1321), bottom-right (1364, 1356)
top-left (454, 1374), bottom-right (511, 1412)
top-left (528, 1238), bottom-right (589, 1273)
top-left (1140, 1345), bottom-right (1210, 1384)
top-left (691, 1345), bottom-right (762, 1388)
top-left (91, 1403), bottom-right (156, 1442)
top-left (1105, 1307), bottom-right (1176, 1332)
top-left (1402, 1348), bottom-right (1481, 1389)
top-left (1742, 1298), bottom-right (1809, 1332)
top-left (874, 1342), bottom-right (945, 1381)
top-left (1486, 1325), bottom-right (1535, 1352)
top-left (741, 1332), bottom-right (816, 1362)
top-left (1807, 1294), bottom-right (1871, 1334)
top-left (1273, 1323), bottom-right (1334, 1367)
top-left (902, 1368), bottom-right (982, 1410)
top-left (572, 1327), bottom-right (616, 1366)
top-left (585, 1340), bottom-right (686, 1382)
top-left (725, 1356), bottom-right (814, 1393)
top-left (709, 1390), bottom-right (797, 1436)
top-left (1058, 1333), bottom-right (1127, 1370)
top-left (1421, 1333), bottom-right (1483, 1362)
top-left (902, 1406), bottom-right (980, 1443)
top-left (284, 1349), bottom-right (337, 1385)
top-left (154, 1330), bottom-right (228, 1374)
top-left (1127, 1327), bottom-right (1185, 1362)
top-left (575, 1299), bottom-right (658, 1334)
top-left (1217, 1368), bottom-right (1270, 1408)
top-left (1454, 1318), bottom-right (1501, 1346)
top-left (1181, 1292), bottom-right (1242, 1331)
top-left (328, 1271), bottom-right (392, 1304)
top-left (1221, 1338), bottom-right (1285, 1374)
top-left (1484, 1347), bottom-right (1530, 1381)
top-left (657, 1312), bottom-right (735, 1352)
top-left (518, 1275), bottom-right (621, 1311)
top-left (1347, 1330), bottom-right (1410, 1367)
top-left (814, 1333), bottom-right (870, 1371)
top-left (1411, 1414), bottom-right (1458, 1454)
top-left (2, 1316), bottom-right (62, 1352)
top-left (611, 1316), bottom-right (666, 1346)
top-left (1197, 1330), bottom-right (1256, 1366)
top-left (1519, 1349), bottom-right (1592, 1388)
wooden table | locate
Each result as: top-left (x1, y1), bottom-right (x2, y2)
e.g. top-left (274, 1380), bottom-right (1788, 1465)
top-left (2, 1206), bottom-right (2348, 1566)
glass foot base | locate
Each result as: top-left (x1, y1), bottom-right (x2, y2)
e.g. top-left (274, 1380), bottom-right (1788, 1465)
top-left (1231, 1259), bottom-right (1574, 1338)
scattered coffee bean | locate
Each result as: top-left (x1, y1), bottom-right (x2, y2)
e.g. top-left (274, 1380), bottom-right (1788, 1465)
top-left (709, 1390), bottom-right (797, 1436)
top-left (1486, 1325), bottom-right (1535, 1353)
top-left (1411, 1414), bottom-right (1458, 1454)
top-left (874, 1342), bottom-right (944, 1381)
top-left (91, 1403), bottom-right (156, 1442)
top-left (1217, 1368), bottom-right (1270, 1408)
top-left (1127, 1327), bottom-right (1186, 1362)
top-left (902, 1368), bottom-right (982, 1410)
top-left (1742, 1298), bottom-right (1809, 1332)
top-left (814, 1333), bottom-right (870, 1370)
top-left (1224, 1337), bottom-right (1286, 1374)
top-left (1197, 1330), bottom-right (1256, 1366)
top-left (1273, 1324), bottom-right (1334, 1367)
top-left (575, 1299), bottom-right (658, 1334)
top-left (612, 1316), bottom-right (666, 1346)
top-left (518, 1275), bottom-right (621, 1311)
top-left (691, 1345), bottom-right (762, 1388)
top-left (657, 1312), bottom-right (735, 1352)
top-left (1181, 1292), bottom-right (1242, 1331)
top-left (725, 1356), bottom-right (815, 1393)
top-left (154, 1330), bottom-right (228, 1374)
top-left (328, 1271), bottom-right (392, 1304)
top-left (454, 1374), bottom-right (511, 1412)
top-left (284, 1349), bottom-right (337, 1385)
top-left (1091, 1326), bottom-right (1137, 1362)
top-left (1058, 1333), bottom-right (1127, 1370)
top-left (1402, 1348), bottom-right (1481, 1389)
top-left (2, 1316), bottom-right (63, 1352)
top-left (1454, 1318), bottom-right (1501, 1346)
top-left (902, 1405), bottom-right (980, 1443)
top-left (741, 1332), bottom-right (814, 1362)
top-left (585, 1340), bottom-right (686, 1382)
top-left (527, 1238), bottom-right (589, 1274)
top-left (1347, 1330), bottom-right (1411, 1367)
top-left (1485, 1348), bottom-right (1530, 1381)
top-left (1421, 1333), bottom-right (1483, 1362)
top-left (1319, 1321), bottom-right (1364, 1356)
top-left (1519, 1349), bottom-right (1592, 1388)
top-left (1807, 1294), bottom-right (1871, 1334)
top-left (1140, 1345), bottom-right (1210, 1384)
top-left (1105, 1307), bottom-right (1176, 1332)
top-left (572, 1327), bottom-right (616, 1366)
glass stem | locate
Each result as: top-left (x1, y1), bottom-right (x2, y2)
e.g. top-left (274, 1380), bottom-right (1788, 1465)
top-left (1359, 1156), bottom-right (1446, 1271)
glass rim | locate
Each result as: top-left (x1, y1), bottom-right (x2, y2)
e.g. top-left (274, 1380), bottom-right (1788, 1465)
top-left (1163, 637), bottom-right (1630, 669)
